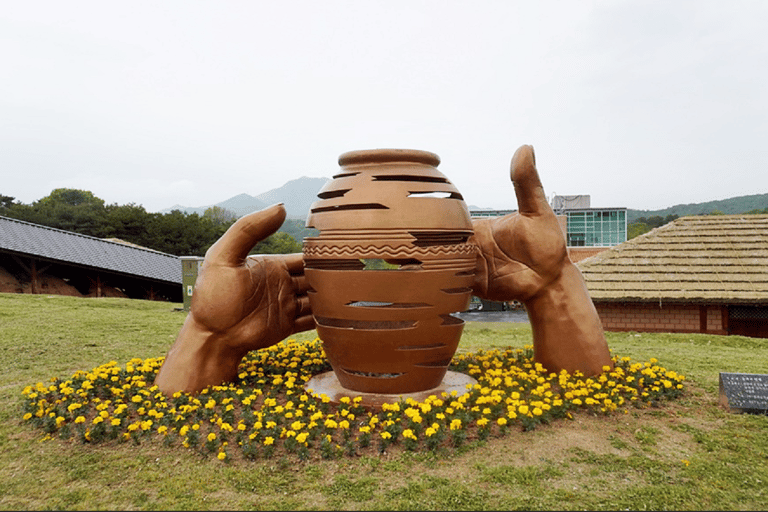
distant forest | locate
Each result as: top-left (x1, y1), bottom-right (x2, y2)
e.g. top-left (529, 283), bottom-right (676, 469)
top-left (2, 189), bottom-right (765, 251)
top-left (0, 189), bottom-right (305, 256)
top-left (626, 193), bottom-right (768, 239)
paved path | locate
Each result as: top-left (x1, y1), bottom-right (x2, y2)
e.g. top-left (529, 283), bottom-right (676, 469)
top-left (455, 310), bottom-right (530, 323)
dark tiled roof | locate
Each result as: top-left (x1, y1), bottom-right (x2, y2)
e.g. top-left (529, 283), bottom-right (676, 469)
top-left (0, 215), bottom-right (180, 284)
top-left (577, 214), bottom-right (768, 304)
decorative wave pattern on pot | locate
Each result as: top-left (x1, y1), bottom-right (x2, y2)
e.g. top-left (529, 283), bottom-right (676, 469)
top-left (304, 149), bottom-right (477, 394)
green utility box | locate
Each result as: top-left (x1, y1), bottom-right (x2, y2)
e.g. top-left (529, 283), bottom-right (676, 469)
top-left (180, 256), bottom-right (205, 311)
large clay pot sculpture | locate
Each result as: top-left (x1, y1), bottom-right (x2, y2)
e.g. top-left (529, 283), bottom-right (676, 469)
top-left (304, 149), bottom-right (477, 394)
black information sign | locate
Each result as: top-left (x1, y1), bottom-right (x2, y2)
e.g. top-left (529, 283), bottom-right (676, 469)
top-left (718, 372), bottom-right (768, 414)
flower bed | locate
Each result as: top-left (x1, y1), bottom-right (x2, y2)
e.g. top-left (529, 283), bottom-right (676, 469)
top-left (20, 338), bottom-right (685, 461)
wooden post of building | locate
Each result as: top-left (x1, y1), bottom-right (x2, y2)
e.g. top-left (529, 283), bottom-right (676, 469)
top-left (30, 259), bottom-right (37, 294)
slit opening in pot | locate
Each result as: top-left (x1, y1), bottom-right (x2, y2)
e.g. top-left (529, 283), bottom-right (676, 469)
top-left (407, 191), bottom-right (464, 200)
top-left (340, 368), bottom-right (403, 379)
top-left (310, 203), bottom-right (389, 214)
top-left (346, 301), bottom-right (431, 309)
top-left (440, 314), bottom-right (464, 326)
top-left (360, 258), bottom-right (422, 270)
top-left (410, 231), bottom-right (472, 247)
top-left (441, 287), bottom-right (472, 294)
top-left (372, 174), bottom-right (448, 183)
top-left (315, 316), bottom-right (417, 330)
top-left (305, 259), bottom-right (365, 270)
top-left (332, 172), bottom-right (360, 179)
top-left (317, 189), bottom-right (351, 199)
top-left (397, 343), bottom-right (445, 350)
top-left (415, 358), bottom-right (452, 368)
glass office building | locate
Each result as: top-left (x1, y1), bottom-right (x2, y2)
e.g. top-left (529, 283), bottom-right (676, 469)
top-left (564, 209), bottom-right (627, 247)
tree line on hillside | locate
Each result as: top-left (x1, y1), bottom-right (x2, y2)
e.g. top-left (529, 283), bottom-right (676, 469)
top-left (0, 189), bottom-right (302, 256)
top-left (627, 205), bottom-right (768, 239)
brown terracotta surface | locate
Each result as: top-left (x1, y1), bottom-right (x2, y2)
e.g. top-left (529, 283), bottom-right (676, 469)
top-left (304, 149), bottom-right (476, 394)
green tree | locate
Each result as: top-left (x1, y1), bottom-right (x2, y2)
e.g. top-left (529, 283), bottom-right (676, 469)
top-left (29, 188), bottom-right (109, 237)
top-left (203, 205), bottom-right (237, 226)
top-left (0, 194), bottom-right (16, 210)
top-left (627, 222), bottom-right (652, 240)
top-left (104, 203), bottom-right (151, 245)
top-left (251, 232), bottom-right (302, 254)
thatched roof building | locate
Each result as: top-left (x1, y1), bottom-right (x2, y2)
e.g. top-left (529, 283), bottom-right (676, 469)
top-left (577, 215), bottom-right (768, 338)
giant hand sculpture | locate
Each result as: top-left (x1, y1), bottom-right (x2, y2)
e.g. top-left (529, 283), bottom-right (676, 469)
top-left (470, 145), bottom-right (613, 376)
top-left (156, 146), bottom-right (612, 396)
top-left (154, 204), bottom-right (315, 394)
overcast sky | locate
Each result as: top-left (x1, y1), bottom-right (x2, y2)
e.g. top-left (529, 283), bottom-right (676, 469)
top-left (2, 1), bottom-right (767, 214)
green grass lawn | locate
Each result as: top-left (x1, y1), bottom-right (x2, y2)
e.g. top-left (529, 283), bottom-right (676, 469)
top-left (1, 292), bottom-right (767, 511)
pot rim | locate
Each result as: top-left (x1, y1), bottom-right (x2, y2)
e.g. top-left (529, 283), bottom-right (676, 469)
top-left (338, 148), bottom-right (440, 168)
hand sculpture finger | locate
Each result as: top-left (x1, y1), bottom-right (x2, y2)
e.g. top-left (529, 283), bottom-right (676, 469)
top-left (510, 145), bottom-right (549, 217)
top-left (207, 203), bottom-right (287, 266)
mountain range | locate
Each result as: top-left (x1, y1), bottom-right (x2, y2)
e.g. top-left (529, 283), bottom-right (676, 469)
top-left (161, 177), bottom-right (331, 219)
top-left (162, 176), bottom-right (768, 223)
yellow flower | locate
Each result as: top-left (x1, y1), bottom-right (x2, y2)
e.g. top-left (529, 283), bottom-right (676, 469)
top-left (207, 432), bottom-right (217, 442)
top-left (264, 436), bottom-right (274, 446)
top-left (217, 451), bottom-right (227, 461)
top-left (75, 415), bottom-right (86, 424)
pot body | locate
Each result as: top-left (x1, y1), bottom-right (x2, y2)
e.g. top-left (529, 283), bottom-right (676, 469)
top-left (304, 149), bottom-right (476, 394)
